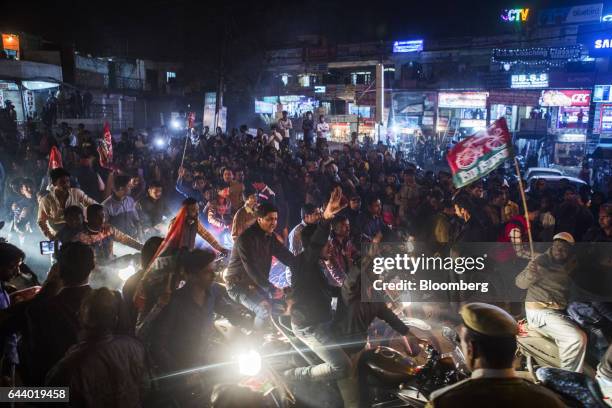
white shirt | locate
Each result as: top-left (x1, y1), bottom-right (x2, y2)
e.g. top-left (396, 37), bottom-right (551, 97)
top-left (316, 122), bottom-right (330, 139)
top-left (470, 368), bottom-right (517, 379)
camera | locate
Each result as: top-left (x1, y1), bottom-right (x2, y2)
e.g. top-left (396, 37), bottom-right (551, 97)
top-left (40, 240), bottom-right (62, 255)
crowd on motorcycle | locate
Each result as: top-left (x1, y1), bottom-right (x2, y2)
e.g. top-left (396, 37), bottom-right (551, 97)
top-left (0, 116), bottom-right (612, 407)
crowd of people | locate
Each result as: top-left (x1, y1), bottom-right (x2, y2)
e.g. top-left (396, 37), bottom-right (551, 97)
top-left (0, 115), bottom-right (611, 407)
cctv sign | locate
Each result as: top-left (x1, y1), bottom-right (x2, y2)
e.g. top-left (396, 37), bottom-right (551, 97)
top-left (501, 8), bottom-right (530, 22)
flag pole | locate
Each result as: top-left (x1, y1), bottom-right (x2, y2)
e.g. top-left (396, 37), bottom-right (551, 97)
top-left (513, 157), bottom-right (535, 260)
top-left (177, 127), bottom-right (190, 183)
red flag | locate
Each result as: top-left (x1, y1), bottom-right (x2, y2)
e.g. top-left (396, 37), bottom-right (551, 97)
top-left (133, 206), bottom-right (188, 310)
top-left (98, 122), bottom-right (114, 169)
top-left (48, 146), bottom-right (63, 170)
top-left (446, 117), bottom-right (512, 188)
top-left (187, 112), bottom-right (196, 129)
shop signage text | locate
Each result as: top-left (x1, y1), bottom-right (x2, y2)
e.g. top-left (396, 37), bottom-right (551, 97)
top-left (492, 46), bottom-right (581, 62)
top-left (538, 3), bottom-right (603, 26)
top-left (501, 8), bottom-right (530, 22)
top-left (438, 92), bottom-right (488, 109)
top-left (540, 90), bottom-right (591, 107)
top-left (392, 40), bottom-right (424, 53)
top-left (511, 73), bottom-right (549, 89)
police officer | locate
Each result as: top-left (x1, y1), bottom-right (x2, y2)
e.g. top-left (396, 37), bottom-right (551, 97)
top-left (426, 303), bottom-right (564, 408)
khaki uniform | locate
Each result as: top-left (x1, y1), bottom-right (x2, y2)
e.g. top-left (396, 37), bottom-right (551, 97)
top-left (426, 376), bottom-right (565, 408)
top-left (426, 303), bottom-right (565, 408)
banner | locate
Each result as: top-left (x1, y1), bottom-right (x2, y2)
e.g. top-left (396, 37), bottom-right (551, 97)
top-left (540, 90), bottom-right (591, 107)
top-left (492, 46), bottom-right (582, 62)
top-left (447, 118), bottom-right (512, 188)
top-left (538, 3), bottom-right (602, 26)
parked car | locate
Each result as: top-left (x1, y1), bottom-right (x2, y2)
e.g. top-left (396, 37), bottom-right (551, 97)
top-left (525, 175), bottom-right (589, 194)
top-left (525, 167), bottom-right (564, 180)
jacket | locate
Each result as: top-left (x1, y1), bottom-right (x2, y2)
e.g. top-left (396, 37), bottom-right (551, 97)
top-left (149, 283), bottom-right (247, 372)
top-left (46, 334), bottom-right (146, 408)
top-left (137, 196), bottom-right (170, 230)
top-left (231, 205), bottom-right (257, 240)
top-left (515, 248), bottom-right (576, 310)
top-left (427, 376), bottom-right (564, 408)
top-left (290, 219), bottom-right (334, 328)
top-left (226, 222), bottom-right (295, 290)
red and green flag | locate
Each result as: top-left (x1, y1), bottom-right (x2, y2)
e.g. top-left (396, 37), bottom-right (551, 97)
top-left (446, 117), bottom-right (513, 188)
top-left (98, 122), bottom-right (114, 169)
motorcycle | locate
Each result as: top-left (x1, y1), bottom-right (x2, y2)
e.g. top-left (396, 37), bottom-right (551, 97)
top-left (536, 367), bottom-right (608, 408)
top-left (516, 319), bottom-right (598, 377)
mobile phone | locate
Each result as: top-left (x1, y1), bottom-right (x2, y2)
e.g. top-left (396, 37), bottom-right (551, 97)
top-left (39, 240), bottom-right (61, 255)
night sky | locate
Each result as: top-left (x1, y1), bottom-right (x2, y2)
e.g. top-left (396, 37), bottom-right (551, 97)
top-left (0, 0), bottom-right (599, 61)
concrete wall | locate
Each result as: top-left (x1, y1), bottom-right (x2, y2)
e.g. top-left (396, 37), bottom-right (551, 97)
top-left (0, 59), bottom-right (62, 81)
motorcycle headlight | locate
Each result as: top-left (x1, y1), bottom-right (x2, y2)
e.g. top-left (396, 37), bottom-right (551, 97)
top-left (238, 350), bottom-right (261, 376)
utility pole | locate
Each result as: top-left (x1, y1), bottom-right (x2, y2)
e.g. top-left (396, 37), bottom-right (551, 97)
top-left (215, 23), bottom-right (230, 131)
top-left (375, 63), bottom-right (385, 143)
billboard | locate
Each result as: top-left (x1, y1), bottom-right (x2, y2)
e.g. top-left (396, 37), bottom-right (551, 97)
top-left (540, 90), bottom-right (591, 107)
top-left (1, 34), bottom-right (19, 59)
top-left (254, 100), bottom-right (275, 114)
top-left (511, 73), bottom-right (549, 89)
top-left (393, 40), bottom-right (424, 53)
top-left (538, 3), bottom-right (603, 25)
top-left (438, 92), bottom-right (488, 109)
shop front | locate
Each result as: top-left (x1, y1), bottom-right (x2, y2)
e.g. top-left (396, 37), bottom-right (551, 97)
top-left (436, 91), bottom-right (488, 140)
top-left (487, 89), bottom-right (545, 132)
top-left (0, 79), bottom-right (60, 124)
top-left (390, 91), bottom-right (437, 139)
top-left (539, 89), bottom-right (591, 167)
top-left (554, 132), bottom-right (587, 167)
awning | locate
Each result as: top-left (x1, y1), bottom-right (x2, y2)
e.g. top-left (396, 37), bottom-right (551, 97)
top-left (591, 144), bottom-right (612, 160)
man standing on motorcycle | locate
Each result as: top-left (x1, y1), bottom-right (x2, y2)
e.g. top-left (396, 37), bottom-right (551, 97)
top-left (515, 232), bottom-right (587, 372)
top-left (427, 303), bottom-right (564, 408)
top-left (283, 187), bottom-right (352, 389)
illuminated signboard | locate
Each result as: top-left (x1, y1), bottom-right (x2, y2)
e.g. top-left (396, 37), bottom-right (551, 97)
top-left (557, 133), bottom-right (586, 143)
top-left (392, 40), bottom-right (424, 53)
top-left (540, 90), bottom-right (591, 107)
top-left (594, 85), bottom-right (612, 102)
top-left (348, 103), bottom-right (371, 117)
top-left (314, 86), bottom-right (326, 93)
top-left (438, 92), bottom-right (488, 109)
top-left (601, 104), bottom-right (612, 132)
top-left (511, 73), bottom-right (549, 88)
top-left (501, 8), bottom-right (530, 22)
top-left (1, 34), bottom-right (19, 59)
top-left (254, 100), bottom-right (275, 114)
top-left (603, 14), bottom-right (612, 22)
top-left (591, 36), bottom-right (612, 56)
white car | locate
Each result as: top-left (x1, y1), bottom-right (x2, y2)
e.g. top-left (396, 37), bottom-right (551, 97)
top-left (525, 175), bottom-right (588, 193)
top-left (525, 167), bottom-right (564, 180)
